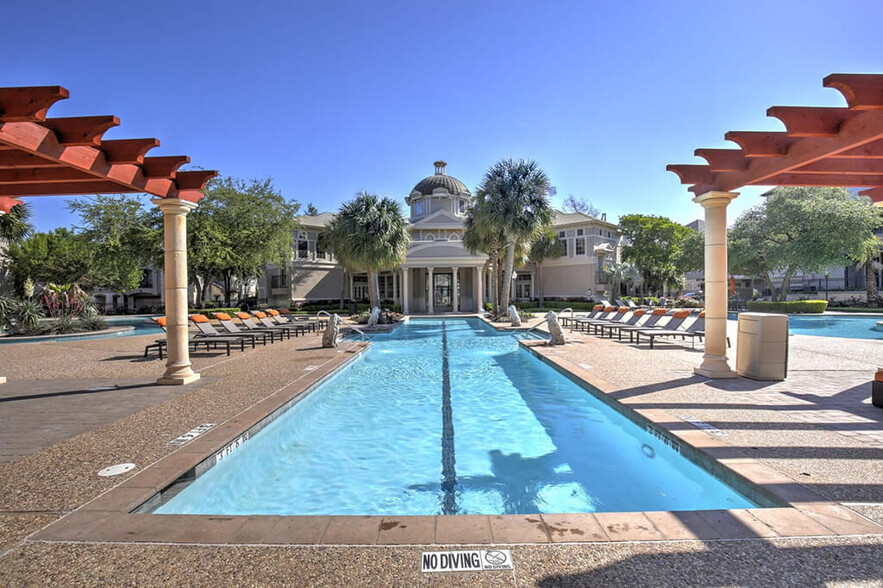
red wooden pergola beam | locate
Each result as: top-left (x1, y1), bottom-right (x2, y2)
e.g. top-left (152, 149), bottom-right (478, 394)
top-left (141, 155), bottom-right (190, 178)
top-left (0, 151), bottom-right (61, 169)
top-left (824, 74), bottom-right (883, 110)
top-left (790, 159), bottom-right (883, 175)
top-left (43, 116), bottom-right (120, 146)
top-left (694, 149), bottom-right (749, 171)
top-left (0, 181), bottom-right (140, 197)
top-left (0, 197), bottom-right (23, 214)
top-left (665, 164), bottom-right (716, 185)
top-left (0, 86), bottom-right (69, 122)
top-left (0, 167), bottom-right (97, 184)
top-left (832, 139), bottom-right (883, 159)
top-left (767, 106), bottom-right (860, 137)
top-left (758, 172), bottom-right (883, 188)
top-left (858, 187), bottom-right (883, 203)
top-left (724, 131), bottom-right (794, 157)
top-left (175, 170), bottom-right (218, 191)
top-left (100, 138), bottom-right (160, 164)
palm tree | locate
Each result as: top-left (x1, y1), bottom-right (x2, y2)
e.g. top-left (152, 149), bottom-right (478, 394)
top-left (475, 159), bottom-right (553, 312)
top-left (322, 192), bottom-right (409, 309)
top-left (0, 202), bottom-right (33, 245)
top-left (529, 228), bottom-right (563, 308)
top-left (463, 197), bottom-right (507, 314)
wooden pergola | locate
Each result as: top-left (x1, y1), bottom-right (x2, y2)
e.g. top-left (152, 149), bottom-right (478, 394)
top-left (667, 73), bottom-right (883, 379)
top-left (0, 86), bottom-right (217, 385)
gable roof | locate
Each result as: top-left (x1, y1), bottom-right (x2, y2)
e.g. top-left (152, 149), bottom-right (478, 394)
top-left (411, 209), bottom-right (464, 229)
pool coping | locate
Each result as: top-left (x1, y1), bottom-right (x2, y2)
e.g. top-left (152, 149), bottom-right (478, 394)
top-left (30, 319), bottom-right (883, 546)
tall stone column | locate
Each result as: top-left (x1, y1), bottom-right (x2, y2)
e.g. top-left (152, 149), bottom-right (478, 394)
top-left (427, 267), bottom-right (435, 314)
top-left (452, 267), bottom-right (459, 313)
top-left (693, 191), bottom-right (739, 378)
top-left (402, 269), bottom-right (410, 314)
top-left (152, 198), bottom-right (200, 385)
top-left (475, 266), bottom-right (484, 313)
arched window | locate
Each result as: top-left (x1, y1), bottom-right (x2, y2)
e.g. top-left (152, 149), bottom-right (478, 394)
top-left (448, 233), bottom-right (461, 241)
top-left (423, 232), bottom-right (435, 242)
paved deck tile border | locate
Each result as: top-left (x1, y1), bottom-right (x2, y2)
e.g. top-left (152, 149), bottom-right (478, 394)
top-left (29, 319), bottom-right (883, 547)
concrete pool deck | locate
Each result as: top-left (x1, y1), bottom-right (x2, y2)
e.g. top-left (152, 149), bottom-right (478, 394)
top-left (0, 316), bottom-right (882, 586)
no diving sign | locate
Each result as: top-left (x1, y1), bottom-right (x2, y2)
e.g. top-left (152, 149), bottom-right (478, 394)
top-left (421, 550), bottom-right (514, 573)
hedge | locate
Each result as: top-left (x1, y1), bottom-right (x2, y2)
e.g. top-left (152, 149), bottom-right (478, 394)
top-left (513, 301), bottom-right (598, 311)
top-left (746, 300), bottom-right (828, 314)
top-left (187, 307), bottom-right (241, 319)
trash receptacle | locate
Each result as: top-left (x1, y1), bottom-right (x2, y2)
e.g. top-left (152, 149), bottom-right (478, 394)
top-left (736, 312), bottom-right (789, 381)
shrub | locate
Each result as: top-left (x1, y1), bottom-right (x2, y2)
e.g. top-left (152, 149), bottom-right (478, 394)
top-left (746, 300), bottom-right (828, 314)
top-left (53, 315), bottom-right (83, 334)
top-left (79, 315), bottom-right (108, 331)
top-left (11, 299), bottom-right (44, 334)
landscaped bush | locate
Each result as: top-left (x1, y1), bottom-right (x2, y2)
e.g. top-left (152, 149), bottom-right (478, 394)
top-left (514, 301), bottom-right (597, 311)
top-left (187, 307), bottom-right (241, 319)
top-left (79, 315), bottom-right (107, 331)
top-left (746, 300), bottom-right (828, 313)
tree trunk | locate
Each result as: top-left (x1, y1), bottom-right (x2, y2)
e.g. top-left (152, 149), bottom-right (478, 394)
top-left (779, 269), bottom-right (795, 302)
top-left (537, 262), bottom-right (544, 308)
top-left (367, 269), bottom-right (379, 310)
top-left (223, 271), bottom-right (233, 307)
top-left (500, 241), bottom-right (516, 312)
top-left (867, 262), bottom-right (880, 308)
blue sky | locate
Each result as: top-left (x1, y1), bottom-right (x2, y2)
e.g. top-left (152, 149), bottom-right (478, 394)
top-left (6, 0), bottom-right (881, 232)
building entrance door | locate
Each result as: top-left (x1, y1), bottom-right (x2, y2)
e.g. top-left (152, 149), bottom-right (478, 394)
top-left (433, 273), bottom-right (453, 309)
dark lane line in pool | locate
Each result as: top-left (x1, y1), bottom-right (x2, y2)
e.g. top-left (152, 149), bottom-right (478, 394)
top-left (440, 320), bottom-right (458, 515)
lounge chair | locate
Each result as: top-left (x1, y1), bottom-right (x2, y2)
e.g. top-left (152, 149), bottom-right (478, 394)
top-left (235, 312), bottom-right (292, 340)
top-left (597, 309), bottom-right (647, 338)
top-left (144, 317), bottom-right (241, 358)
top-left (252, 311), bottom-right (307, 336)
top-left (613, 308), bottom-right (669, 342)
top-left (190, 314), bottom-right (263, 348)
top-left (573, 306), bottom-right (617, 332)
top-left (560, 305), bottom-right (602, 328)
top-left (635, 310), bottom-right (702, 349)
top-left (214, 312), bottom-right (276, 344)
top-left (267, 309), bottom-right (318, 333)
top-left (581, 307), bottom-right (631, 335)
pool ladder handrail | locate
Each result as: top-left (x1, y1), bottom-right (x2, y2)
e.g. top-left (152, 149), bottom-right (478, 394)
top-left (346, 325), bottom-right (368, 341)
top-left (523, 308), bottom-right (573, 338)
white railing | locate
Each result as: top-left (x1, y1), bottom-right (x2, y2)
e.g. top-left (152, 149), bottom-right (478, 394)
top-left (347, 325), bottom-right (368, 341)
top-left (557, 307), bottom-right (574, 331)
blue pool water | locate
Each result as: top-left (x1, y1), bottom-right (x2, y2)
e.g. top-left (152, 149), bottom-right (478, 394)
top-left (156, 318), bottom-right (755, 516)
top-left (727, 313), bottom-right (882, 340)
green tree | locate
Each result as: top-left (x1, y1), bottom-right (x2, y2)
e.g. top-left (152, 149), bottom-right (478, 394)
top-left (529, 227), bottom-right (563, 307)
top-left (676, 228), bottom-right (705, 274)
top-left (728, 187), bottom-right (883, 301)
top-left (190, 176), bottom-right (299, 306)
top-left (5, 228), bottom-right (91, 292)
top-left (464, 197), bottom-right (507, 314)
top-left (603, 261), bottom-right (641, 300)
top-left (322, 192), bottom-right (409, 309)
top-left (474, 159), bottom-right (553, 313)
top-left (0, 202), bottom-right (33, 245)
top-left (619, 214), bottom-right (693, 296)
top-left (68, 196), bottom-right (162, 308)
top-left (306, 202), bottom-right (319, 216)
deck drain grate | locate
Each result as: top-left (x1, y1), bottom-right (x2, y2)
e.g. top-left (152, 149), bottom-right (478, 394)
top-left (680, 415), bottom-right (728, 437)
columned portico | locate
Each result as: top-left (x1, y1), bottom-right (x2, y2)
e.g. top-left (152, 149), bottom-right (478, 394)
top-left (153, 198), bottom-right (201, 385)
top-left (693, 191), bottom-right (738, 379)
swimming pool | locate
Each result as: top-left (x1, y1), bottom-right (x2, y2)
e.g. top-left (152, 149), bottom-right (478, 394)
top-left (728, 313), bottom-right (883, 340)
top-left (156, 318), bottom-right (756, 516)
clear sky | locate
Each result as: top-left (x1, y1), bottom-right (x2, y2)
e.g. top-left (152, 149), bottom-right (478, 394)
top-left (6, 0), bottom-right (881, 232)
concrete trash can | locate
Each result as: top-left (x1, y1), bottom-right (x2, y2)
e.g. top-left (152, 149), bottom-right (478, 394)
top-left (736, 312), bottom-right (789, 381)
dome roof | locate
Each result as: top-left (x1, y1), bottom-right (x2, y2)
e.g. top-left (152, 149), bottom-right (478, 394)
top-left (410, 161), bottom-right (470, 197)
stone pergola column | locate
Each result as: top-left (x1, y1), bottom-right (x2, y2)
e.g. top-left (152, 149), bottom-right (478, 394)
top-left (475, 266), bottom-right (484, 313)
top-left (402, 268), bottom-right (410, 315)
top-left (152, 197), bottom-right (200, 386)
top-left (452, 267), bottom-right (459, 313)
top-left (694, 191), bottom-right (739, 379)
top-left (427, 267), bottom-right (435, 314)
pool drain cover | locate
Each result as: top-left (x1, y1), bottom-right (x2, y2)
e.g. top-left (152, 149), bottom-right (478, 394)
top-left (98, 463), bottom-right (136, 477)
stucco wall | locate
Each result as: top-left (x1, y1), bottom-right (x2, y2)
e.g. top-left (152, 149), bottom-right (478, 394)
top-left (540, 265), bottom-right (592, 299)
top-left (289, 266), bottom-right (344, 301)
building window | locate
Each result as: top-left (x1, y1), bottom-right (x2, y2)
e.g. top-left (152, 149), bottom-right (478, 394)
top-left (577, 229), bottom-right (584, 236)
top-left (315, 241), bottom-right (326, 260)
top-left (270, 273), bottom-right (287, 289)
top-left (448, 233), bottom-right (460, 241)
top-left (515, 274), bottom-right (532, 299)
top-left (415, 201), bottom-right (423, 215)
top-left (297, 240), bottom-right (309, 259)
top-left (139, 270), bottom-right (153, 289)
top-left (458, 200), bottom-right (466, 214)
top-left (423, 232), bottom-right (435, 241)
top-left (353, 275), bottom-right (368, 300)
top-left (575, 238), bottom-right (586, 255)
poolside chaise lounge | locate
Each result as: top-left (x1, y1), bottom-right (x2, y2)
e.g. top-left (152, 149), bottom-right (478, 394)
top-left (579, 307), bottom-right (633, 335)
top-left (252, 311), bottom-right (307, 336)
top-left (559, 305), bottom-right (604, 328)
top-left (634, 310), bottom-right (704, 349)
top-left (190, 314), bottom-right (263, 348)
top-left (266, 309), bottom-right (319, 333)
top-left (235, 312), bottom-right (292, 340)
top-left (143, 317), bottom-right (243, 359)
top-left (597, 309), bottom-right (647, 338)
top-left (573, 306), bottom-right (618, 332)
top-left (613, 308), bottom-right (670, 342)
top-left (213, 312), bottom-right (276, 344)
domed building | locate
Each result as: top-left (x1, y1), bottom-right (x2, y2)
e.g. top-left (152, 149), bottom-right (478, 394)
top-left (266, 161), bottom-right (622, 312)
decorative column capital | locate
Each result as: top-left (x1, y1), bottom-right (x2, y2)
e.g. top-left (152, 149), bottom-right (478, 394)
top-left (151, 197), bottom-right (199, 215)
top-left (692, 191), bottom-right (739, 209)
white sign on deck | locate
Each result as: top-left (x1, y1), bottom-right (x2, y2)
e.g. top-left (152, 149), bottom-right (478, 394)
top-left (421, 550), bottom-right (513, 573)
